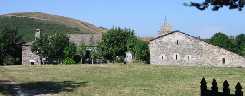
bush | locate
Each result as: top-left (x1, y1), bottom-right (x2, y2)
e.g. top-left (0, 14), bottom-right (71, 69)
top-left (63, 57), bottom-right (76, 65)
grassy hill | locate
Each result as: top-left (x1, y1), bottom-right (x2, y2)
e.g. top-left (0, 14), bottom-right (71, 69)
top-left (0, 64), bottom-right (245, 96)
top-left (0, 12), bottom-right (106, 42)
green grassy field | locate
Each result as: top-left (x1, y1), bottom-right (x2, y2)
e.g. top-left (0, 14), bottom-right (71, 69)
top-left (0, 64), bottom-right (245, 96)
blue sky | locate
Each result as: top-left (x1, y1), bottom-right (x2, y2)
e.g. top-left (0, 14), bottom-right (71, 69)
top-left (1, 0), bottom-right (245, 38)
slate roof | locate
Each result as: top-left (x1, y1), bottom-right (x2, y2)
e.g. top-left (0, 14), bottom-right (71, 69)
top-left (150, 31), bottom-right (201, 42)
top-left (68, 33), bottom-right (102, 46)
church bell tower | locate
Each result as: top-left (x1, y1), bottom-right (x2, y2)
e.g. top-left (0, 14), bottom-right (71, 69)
top-left (159, 17), bottom-right (172, 36)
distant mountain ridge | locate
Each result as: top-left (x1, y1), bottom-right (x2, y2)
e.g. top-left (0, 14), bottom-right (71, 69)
top-left (3, 12), bottom-right (106, 33)
top-left (0, 12), bottom-right (106, 42)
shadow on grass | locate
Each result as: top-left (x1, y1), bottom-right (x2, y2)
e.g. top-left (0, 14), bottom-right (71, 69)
top-left (205, 90), bottom-right (236, 96)
top-left (0, 80), bottom-right (88, 96)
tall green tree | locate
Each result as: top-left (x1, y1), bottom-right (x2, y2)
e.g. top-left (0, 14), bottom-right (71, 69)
top-left (64, 43), bottom-right (77, 58)
top-left (132, 39), bottom-right (150, 63)
top-left (0, 27), bottom-right (23, 65)
top-left (99, 27), bottom-right (136, 62)
top-left (236, 34), bottom-right (245, 56)
top-left (63, 43), bottom-right (77, 64)
top-left (31, 32), bottom-right (73, 64)
top-left (209, 32), bottom-right (236, 52)
top-left (77, 43), bottom-right (87, 63)
top-left (91, 48), bottom-right (102, 64)
top-left (98, 27), bottom-right (150, 63)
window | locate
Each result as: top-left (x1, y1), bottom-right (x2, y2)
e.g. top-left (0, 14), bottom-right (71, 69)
top-left (176, 40), bottom-right (179, 45)
top-left (174, 53), bottom-right (180, 60)
top-left (161, 54), bottom-right (166, 60)
top-left (187, 56), bottom-right (190, 61)
top-left (222, 58), bottom-right (226, 64)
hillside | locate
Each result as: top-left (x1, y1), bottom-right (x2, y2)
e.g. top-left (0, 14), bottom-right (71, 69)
top-left (0, 12), bottom-right (106, 41)
top-left (4, 12), bottom-right (106, 33)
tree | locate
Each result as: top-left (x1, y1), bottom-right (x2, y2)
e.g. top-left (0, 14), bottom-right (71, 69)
top-left (185, 0), bottom-right (245, 11)
top-left (236, 34), bottom-right (245, 56)
top-left (98, 27), bottom-right (150, 63)
top-left (98, 27), bottom-right (136, 62)
top-left (209, 32), bottom-right (236, 52)
top-left (0, 26), bottom-right (23, 65)
top-left (31, 32), bottom-right (72, 64)
top-left (90, 48), bottom-right (102, 64)
top-left (132, 39), bottom-right (150, 63)
top-left (77, 43), bottom-right (87, 63)
top-left (64, 43), bottom-right (77, 58)
top-left (209, 33), bottom-right (245, 57)
top-left (63, 43), bottom-right (77, 64)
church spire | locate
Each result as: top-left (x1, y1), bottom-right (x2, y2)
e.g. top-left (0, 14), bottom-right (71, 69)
top-left (159, 17), bottom-right (172, 36)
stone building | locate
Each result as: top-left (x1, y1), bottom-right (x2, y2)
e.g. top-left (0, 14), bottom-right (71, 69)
top-left (68, 33), bottom-right (102, 46)
top-left (22, 29), bottom-right (42, 65)
top-left (149, 20), bottom-right (245, 67)
top-left (21, 29), bottom-right (102, 65)
top-left (22, 42), bottom-right (41, 65)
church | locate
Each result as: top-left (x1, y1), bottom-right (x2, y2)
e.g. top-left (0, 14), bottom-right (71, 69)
top-left (149, 19), bottom-right (245, 67)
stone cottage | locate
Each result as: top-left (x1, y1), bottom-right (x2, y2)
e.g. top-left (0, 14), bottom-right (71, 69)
top-left (21, 29), bottom-right (102, 65)
top-left (149, 20), bottom-right (245, 67)
top-left (22, 42), bottom-right (41, 65)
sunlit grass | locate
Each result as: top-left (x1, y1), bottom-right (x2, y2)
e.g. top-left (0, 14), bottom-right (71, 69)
top-left (1, 64), bottom-right (245, 96)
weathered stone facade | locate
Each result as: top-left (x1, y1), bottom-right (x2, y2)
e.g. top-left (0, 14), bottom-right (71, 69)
top-left (22, 42), bottom-right (41, 65)
top-left (149, 31), bottom-right (245, 67)
top-left (68, 33), bottom-right (102, 46)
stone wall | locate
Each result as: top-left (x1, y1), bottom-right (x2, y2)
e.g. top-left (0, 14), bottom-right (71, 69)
top-left (68, 33), bottom-right (102, 46)
top-left (22, 43), bottom-right (41, 65)
top-left (149, 32), bottom-right (245, 67)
